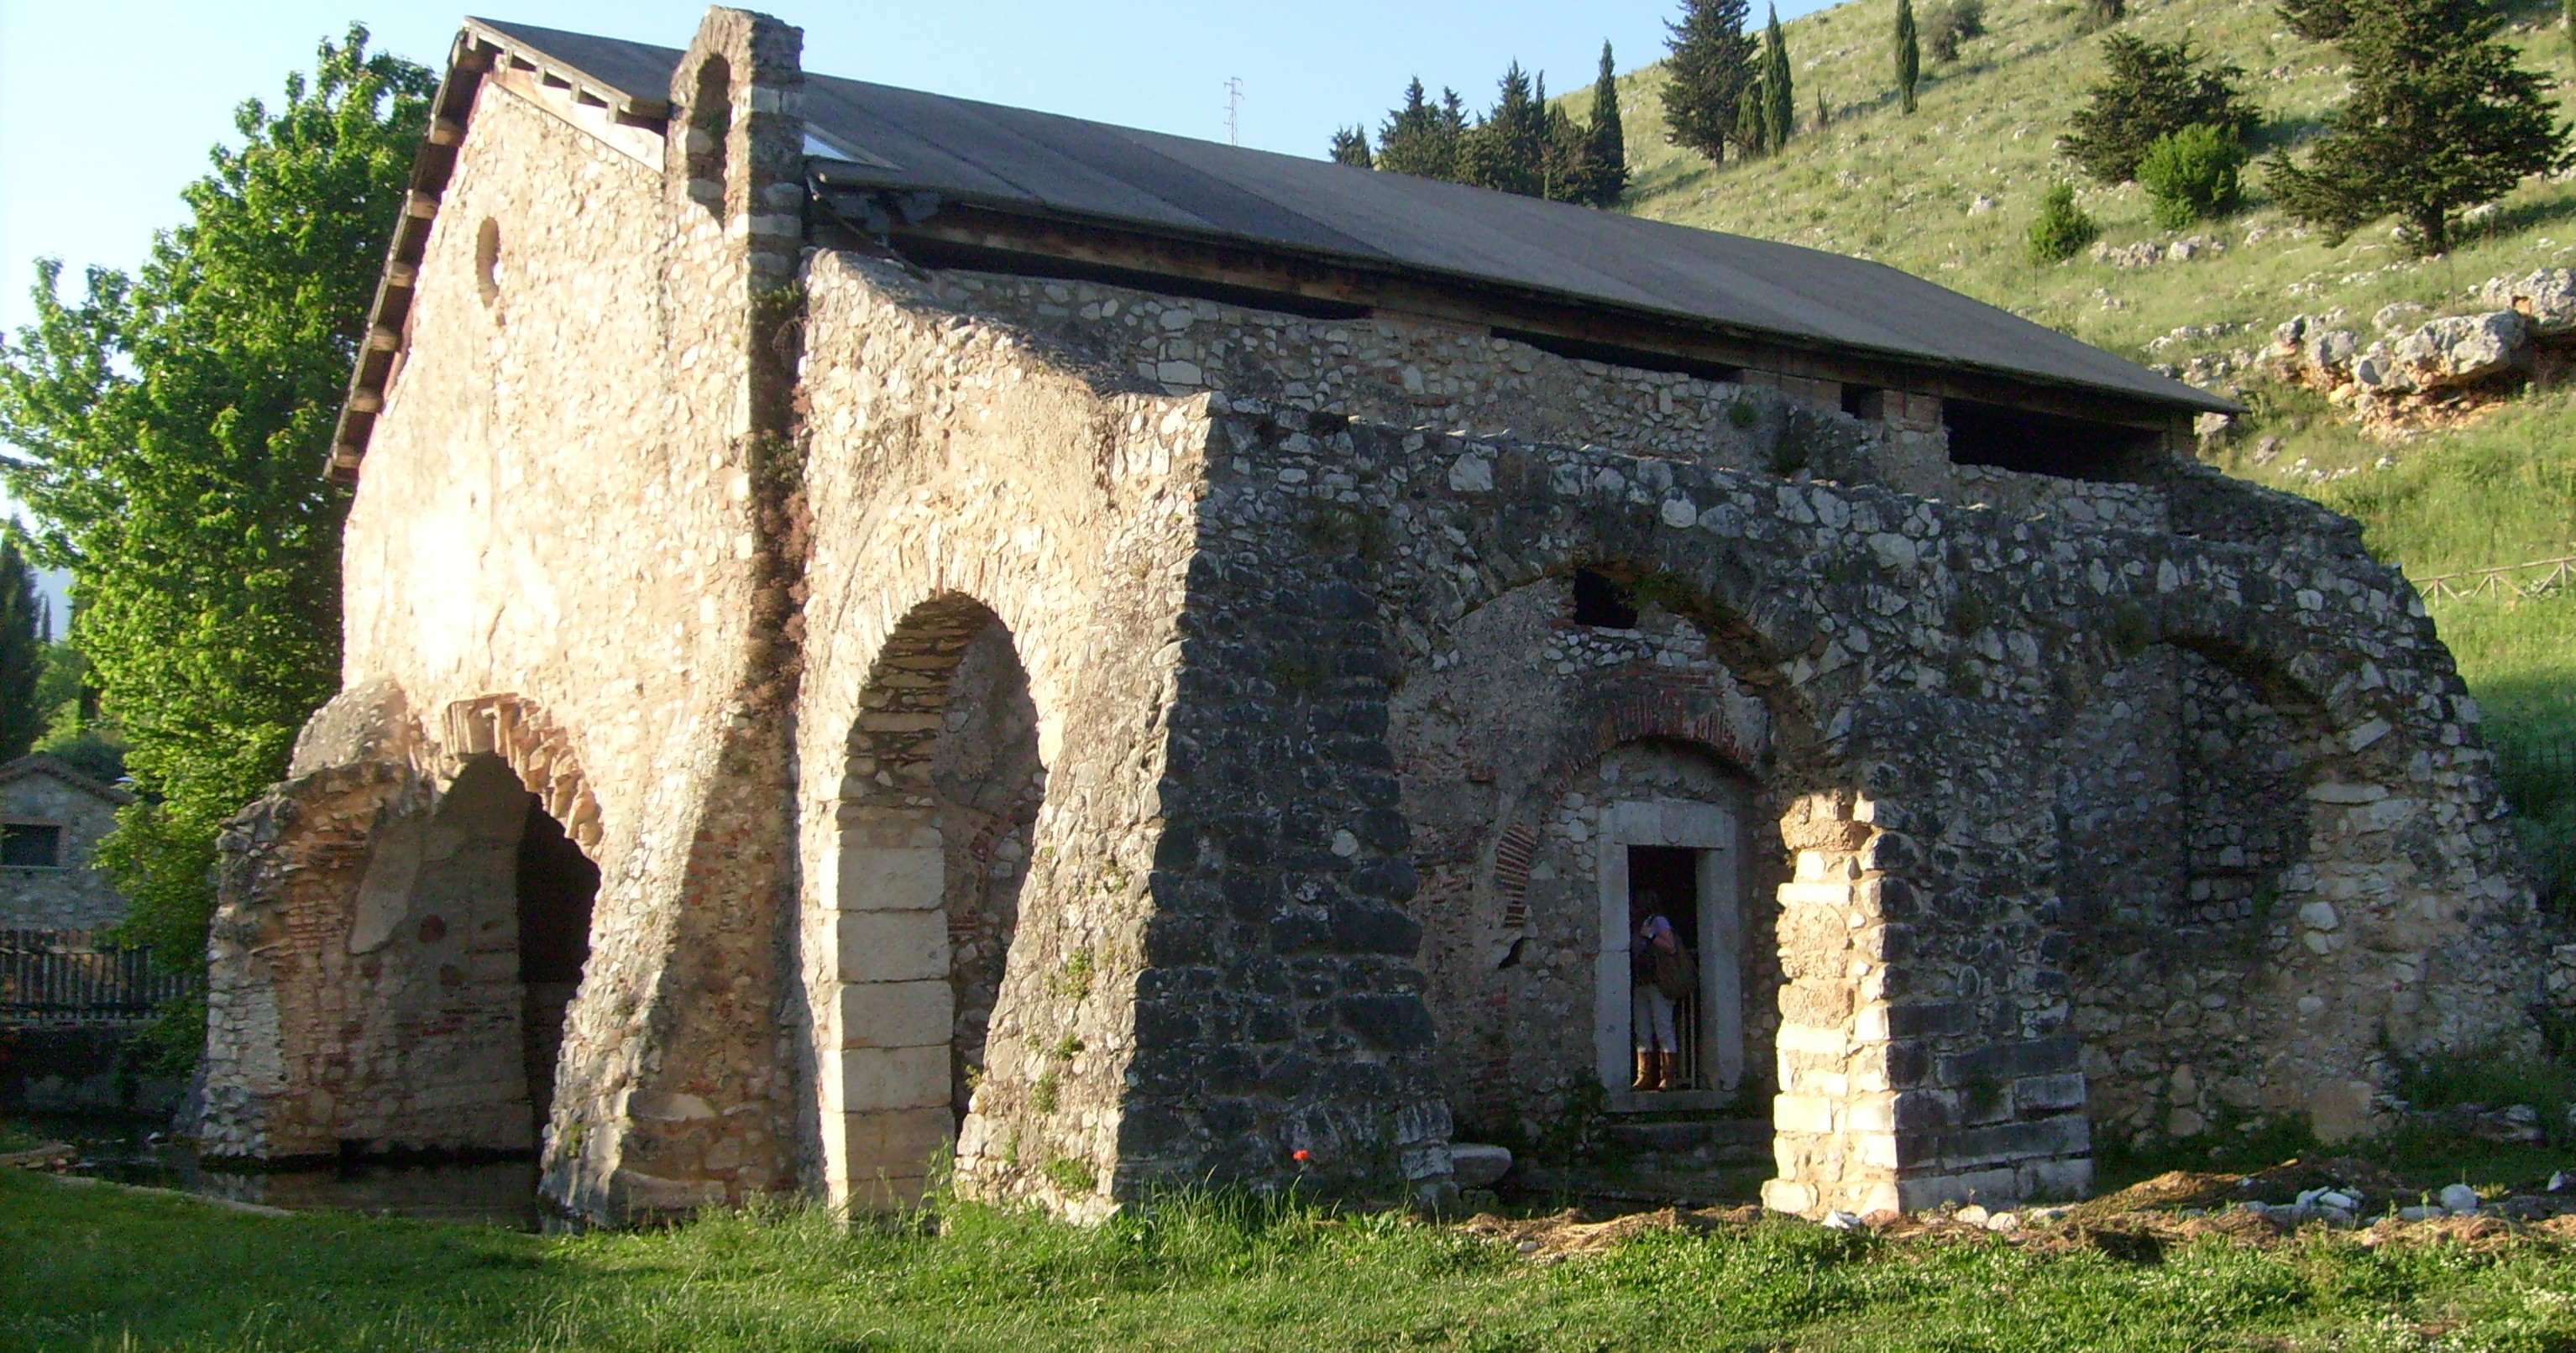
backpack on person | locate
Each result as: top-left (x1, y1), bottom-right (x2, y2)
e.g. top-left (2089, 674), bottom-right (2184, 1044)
top-left (1652, 944), bottom-right (1698, 1000)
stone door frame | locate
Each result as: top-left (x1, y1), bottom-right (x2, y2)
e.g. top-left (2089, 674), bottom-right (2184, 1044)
top-left (1594, 797), bottom-right (1742, 1113)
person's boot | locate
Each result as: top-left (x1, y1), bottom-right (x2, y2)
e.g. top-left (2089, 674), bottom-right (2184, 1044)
top-left (1631, 1050), bottom-right (1654, 1090)
top-left (1653, 1050), bottom-right (1678, 1092)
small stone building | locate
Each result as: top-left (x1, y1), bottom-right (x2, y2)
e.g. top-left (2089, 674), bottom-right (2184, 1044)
top-left (0, 755), bottom-right (131, 932)
top-left (199, 8), bottom-right (2562, 1225)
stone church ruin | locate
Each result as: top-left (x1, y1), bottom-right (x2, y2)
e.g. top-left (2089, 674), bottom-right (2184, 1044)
top-left (199, 8), bottom-right (2562, 1224)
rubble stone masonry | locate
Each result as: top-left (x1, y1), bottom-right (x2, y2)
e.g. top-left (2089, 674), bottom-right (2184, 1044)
top-left (199, 7), bottom-right (2565, 1224)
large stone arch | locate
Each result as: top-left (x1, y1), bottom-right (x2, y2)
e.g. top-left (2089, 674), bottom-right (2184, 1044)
top-left (1387, 566), bottom-right (1795, 1136)
top-left (2055, 603), bottom-right (2531, 1145)
top-left (809, 591), bottom-right (1054, 1209)
top-left (202, 687), bottom-right (610, 1171)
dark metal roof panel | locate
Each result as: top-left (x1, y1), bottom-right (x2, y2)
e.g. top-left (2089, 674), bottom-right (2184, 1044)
top-left (468, 18), bottom-right (2230, 414)
top-left (469, 18), bottom-right (688, 111)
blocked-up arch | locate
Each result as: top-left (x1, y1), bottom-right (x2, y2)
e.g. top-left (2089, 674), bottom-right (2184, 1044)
top-left (815, 593), bottom-right (1050, 1208)
top-left (2055, 624), bottom-right (2432, 1144)
top-left (1389, 562), bottom-right (1808, 1133)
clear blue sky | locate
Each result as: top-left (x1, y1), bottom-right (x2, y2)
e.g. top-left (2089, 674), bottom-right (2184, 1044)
top-left (0, 0), bottom-right (1838, 339)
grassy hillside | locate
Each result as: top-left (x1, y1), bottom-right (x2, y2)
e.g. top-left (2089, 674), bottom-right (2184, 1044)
top-left (1574, 0), bottom-right (2576, 872)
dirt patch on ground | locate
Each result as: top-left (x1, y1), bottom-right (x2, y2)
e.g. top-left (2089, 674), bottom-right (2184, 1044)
top-left (1459, 1155), bottom-right (2576, 1261)
top-left (1458, 1205), bottom-right (1762, 1257)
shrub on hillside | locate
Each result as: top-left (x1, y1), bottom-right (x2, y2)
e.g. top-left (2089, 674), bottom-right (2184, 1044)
top-left (1923, 0), bottom-right (1986, 64)
top-left (2060, 35), bottom-right (2259, 185)
top-left (2026, 183), bottom-right (2099, 263)
top-left (2138, 123), bottom-right (2248, 227)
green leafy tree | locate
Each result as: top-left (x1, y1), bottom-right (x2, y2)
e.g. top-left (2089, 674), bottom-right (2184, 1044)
top-left (1895, 0), bottom-right (1923, 114)
top-left (31, 639), bottom-right (124, 783)
top-left (2060, 35), bottom-right (2258, 185)
top-left (1328, 125), bottom-right (1374, 168)
top-left (1663, 0), bottom-right (1757, 163)
top-left (0, 535), bottom-right (44, 760)
top-left (1458, 61), bottom-right (1551, 196)
top-left (1924, 0), bottom-right (1987, 63)
top-left (0, 29), bottom-right (434, 1020)
top-left (1584, 41), bottom-right (1630, 205)
top-left (2266, 0), bottom-right (2567, 255)
top-left (1377, 77), bottom-right (1468, 180)
top-left (2027, 182), bottom-right (2101, 263)
top-left (1761, 6), bottom-right (1796, 152)
top-left (2138, 123), bottom-right (2249, 227)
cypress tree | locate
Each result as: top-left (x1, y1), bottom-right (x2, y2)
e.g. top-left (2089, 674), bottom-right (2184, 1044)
top-left (2266, 0), bottom-right (2568, 255)
top-left (2060, 36), bottom-right (2258, 185)
top-left (1542, 102), bottom-right (1595, 203)
top-left (0, 536), bottom-right (44, 761)
top-left (1762, 5), bottom-right (1796, 151)
top-left (1378, 77), bottom-right (1468, 180)
top-left (1663, 0), bottom-right (1757, 164)
top-left (1736, 89), bottom-right (1769, 157)
top-left (1328, 126), bottom-right (1374, 168)
top-left (1895, 0), bottom-right (1922, 114)
top-left (1585, 41), bottom-right (1629, 205)
top-left (1458, 61), bottom-right (1552, 197)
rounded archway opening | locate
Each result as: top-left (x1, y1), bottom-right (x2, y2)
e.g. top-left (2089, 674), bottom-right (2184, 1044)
top-left (514, 793), bottom-right (599, 1140)
top-left (2060, 640), bottom-right (2339, 1144)
top-left (827, 596), bottom-right (1049, 1205)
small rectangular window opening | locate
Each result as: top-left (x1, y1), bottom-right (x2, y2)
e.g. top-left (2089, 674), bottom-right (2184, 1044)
top-left (3, 823), bottom-right (63, 868)
top-left (1840, 384), bottom-right (1882, 419)
top-left (1943, 397), bottom-right (2162, 482)
top-left (1572, 569), bottom-right (1640, 629)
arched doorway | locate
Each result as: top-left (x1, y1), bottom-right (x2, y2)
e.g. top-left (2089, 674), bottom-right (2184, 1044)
top-left (515, 795), bottom-right (599, 1141)
top-left (1584, 740), bottom-right (1757, 1109)
top-left (825, 596), bottom-right (1048, 1205)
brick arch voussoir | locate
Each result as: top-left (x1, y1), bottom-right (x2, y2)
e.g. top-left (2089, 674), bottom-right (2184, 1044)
top-left (1489, 692), bottom-right (1774, 939)
top-left (439, 695), bottom-right (605, 857)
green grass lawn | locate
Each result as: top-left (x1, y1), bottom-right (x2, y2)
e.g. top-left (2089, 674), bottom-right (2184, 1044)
top-left (11, 1169), bottom-right (2576, 1353)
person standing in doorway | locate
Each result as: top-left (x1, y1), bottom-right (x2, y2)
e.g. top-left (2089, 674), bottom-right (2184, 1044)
top-left (1631, 903), bottom-right (1694, 1090)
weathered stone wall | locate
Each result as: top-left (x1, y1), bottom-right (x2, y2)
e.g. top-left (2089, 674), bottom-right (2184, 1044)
top-left (207, 9), bottom-right (813, 1220)
top-left (0, 772), bottom-right (127, 930)
top-left (204, 3), bottom-right (2558, 1226)
top-left (941, 272), bottom-right (2170, 524)
top-left (1389, 577), bottom-right (1785, 1136)
top-left (1175, 384), bottom-right (2544, 1213)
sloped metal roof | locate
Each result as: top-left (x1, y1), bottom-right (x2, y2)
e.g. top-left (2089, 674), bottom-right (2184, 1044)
top-left (470, 17), bottom-right (2231, 415)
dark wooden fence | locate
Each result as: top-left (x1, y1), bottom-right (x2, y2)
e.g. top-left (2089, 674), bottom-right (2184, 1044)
top-left (0, 929), bottom-right (189, 1025)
